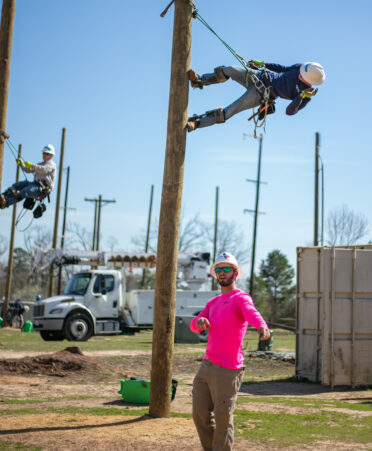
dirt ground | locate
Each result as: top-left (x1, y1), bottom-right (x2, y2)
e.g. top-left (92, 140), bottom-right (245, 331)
top-left (0, 348), bottom-right (371, 450)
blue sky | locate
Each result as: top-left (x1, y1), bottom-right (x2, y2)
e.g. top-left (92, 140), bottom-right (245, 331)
top-left (0, 0), bottom-right (371, 276)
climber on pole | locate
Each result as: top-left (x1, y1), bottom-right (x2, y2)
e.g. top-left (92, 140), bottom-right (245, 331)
top-left (187, 61), bottom-right (325, 132)
top-left (0, 144), bottom-right (56, 209)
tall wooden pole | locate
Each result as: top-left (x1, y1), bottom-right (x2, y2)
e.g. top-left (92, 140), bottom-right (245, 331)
top-left (57, 165), bottom-right (70, 294)
top-left (149, 0), bottom-right (192, 418)
top-left (141, 184), bottom-right (154, 288)
top-left (212, 186), bottom-right (219, 291)
top-left (0, 0), bottom-right (16, 191)
top-left (3, 143), bottom-right (21, 326)
top-left (96, 194), bottom-right (102, 250)
top-left (49, 127), bottom-right (66, 297)
top-left (249, 135), bottom-right (263, 297)
top-left (314, 132), bottom-right (320, 246)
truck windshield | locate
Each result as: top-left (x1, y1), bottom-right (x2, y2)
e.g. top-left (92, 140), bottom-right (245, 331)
top-left (64, 273), bottom-right (92, 296)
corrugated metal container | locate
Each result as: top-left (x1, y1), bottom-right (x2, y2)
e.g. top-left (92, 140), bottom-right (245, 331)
top-left (296, 246), bottom-right (372, 387)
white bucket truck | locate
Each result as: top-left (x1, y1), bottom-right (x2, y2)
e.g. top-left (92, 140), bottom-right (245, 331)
top-left (32, 249), bottom-right (215, 341)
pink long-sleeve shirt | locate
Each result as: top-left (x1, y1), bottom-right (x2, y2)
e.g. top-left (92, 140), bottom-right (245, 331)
top-left (190, 289), bottom-right (268, 369)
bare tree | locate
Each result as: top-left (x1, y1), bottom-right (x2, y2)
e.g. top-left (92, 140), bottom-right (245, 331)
top-left (24, 225), bottom-right (52, 254)
top-left (131, 211), bottom-right (204, 253)
top-left (326, 205), bottom-right (369, 245)
top-left (200, 219), bottom-right (250, 264)
top-left (65, 222), bottom-right (93, 250)
top-left (105, 235), bottom-right (119, 251)
top-left (0, 234), bottom-right (7, 257)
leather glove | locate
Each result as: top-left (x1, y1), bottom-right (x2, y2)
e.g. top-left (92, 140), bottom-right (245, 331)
top-left (16, 158), bottom-right (24, 167)
top-left (248, 59), bottom-right (265, 68)
top-left (24, 161), bottom-right (33, 169)
top-left (301, 88), bottom-right (318, 99)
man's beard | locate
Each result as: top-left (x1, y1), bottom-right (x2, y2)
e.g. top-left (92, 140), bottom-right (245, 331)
top-left (217, 272), bottom-right (235, 287)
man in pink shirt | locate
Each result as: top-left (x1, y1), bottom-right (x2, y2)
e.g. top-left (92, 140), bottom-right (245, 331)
top-left (190, 252), bottom-right (270, 451)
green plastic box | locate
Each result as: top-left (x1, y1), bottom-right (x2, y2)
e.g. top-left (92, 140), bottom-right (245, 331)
top-left (118, 378), bottom-right (178, 404)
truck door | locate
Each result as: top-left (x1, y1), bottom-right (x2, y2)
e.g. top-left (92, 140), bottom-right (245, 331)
top-left (86, 274), bottom-right (118, 318)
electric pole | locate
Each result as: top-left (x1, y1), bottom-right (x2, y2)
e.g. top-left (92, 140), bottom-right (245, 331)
top-left (141, 184), bottom-right (154, 288)
top-left (314, 132), bottom-right (320, 246)
top-left (49, 128), bottom-right (66, 297)
top-left (243, 134), bottom-right (265, 297)
top-left (57, 166), bottom-right (70, 294)
top-left (0, 0), bottom-right (16, 191)
top-left (212, 186), bottom-right (219, 290)
top-left (3, 143), bottom-right (21, 326)
top-left (149, 0), bottom-right (192, 418)
top-left (84, 195), bottom-right (116, 250)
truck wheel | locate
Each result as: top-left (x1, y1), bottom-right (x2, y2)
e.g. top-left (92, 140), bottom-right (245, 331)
top-left (40, 331), bottom-right (64, 341)
top-left (64, 312), bottom-right (93, 341)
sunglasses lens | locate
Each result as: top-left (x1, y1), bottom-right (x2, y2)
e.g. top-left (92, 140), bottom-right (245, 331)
top-left (215, 266), bottom-right (232, 274)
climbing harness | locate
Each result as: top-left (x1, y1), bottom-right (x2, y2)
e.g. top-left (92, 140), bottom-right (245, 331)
top-left (160, 1), bottom-right (276, 136)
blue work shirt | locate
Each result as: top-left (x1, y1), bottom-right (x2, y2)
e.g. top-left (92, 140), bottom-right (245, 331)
top-left (265, 63), bottom-right (311, 115)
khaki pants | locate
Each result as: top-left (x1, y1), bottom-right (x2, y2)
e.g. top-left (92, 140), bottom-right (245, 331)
top-left (192, 359), bottom-right (245, 451)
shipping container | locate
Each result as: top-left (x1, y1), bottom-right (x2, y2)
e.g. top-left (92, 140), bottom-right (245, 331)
top-left (296, 246), bottom-right (372, 387)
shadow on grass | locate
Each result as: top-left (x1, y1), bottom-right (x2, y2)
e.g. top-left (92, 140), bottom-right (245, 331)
top-left (0, 415), bottom-right (150, 436)
top-left (104, 399), bottom-right (149, 408)
top-left (240, 377), bottom-right (371, 396)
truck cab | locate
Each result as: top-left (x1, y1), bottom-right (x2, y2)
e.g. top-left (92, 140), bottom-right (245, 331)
top-left (33, 269), bottom-right (124, 341)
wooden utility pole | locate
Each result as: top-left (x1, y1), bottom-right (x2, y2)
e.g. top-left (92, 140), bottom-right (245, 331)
top-left (212, 186), bottom-right (219, 290)
top-left (314, 132), bottom-right (320, 246)
top-left (149, 0), bottom-right (192, 418)
top-left (57, 166), bottom-right (70, 294)
top-left (49, 128), bottom-right (66, 297)
top-left (2, 143), bottom-right (21, 326)
top-left (249, 134), bottom-right (263, 297)
top-left (0, 0), bottom-right (16, 191)
top-left (84, 195), bottom-right (115, 250)
top-left (141, 184), bottom-right (154, 288)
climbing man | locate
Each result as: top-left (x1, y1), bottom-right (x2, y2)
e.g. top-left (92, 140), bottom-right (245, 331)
top-left (190, 252), bottom-right (270, 450)
top-left (0, 144), bottom-right (56, 209)
top-left (187, 61), bottom-right (325, 132)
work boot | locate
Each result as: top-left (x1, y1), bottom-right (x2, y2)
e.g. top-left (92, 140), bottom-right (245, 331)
top-left (0, 194), bottom-right (7, 209)
top-left (188, 69), bottom-right (203, 89)
top-left (187, 115), bottom-right (201, 132)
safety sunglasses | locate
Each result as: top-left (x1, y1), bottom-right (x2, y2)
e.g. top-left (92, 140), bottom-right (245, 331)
top-left (215, 266), bottom-right (233, 274)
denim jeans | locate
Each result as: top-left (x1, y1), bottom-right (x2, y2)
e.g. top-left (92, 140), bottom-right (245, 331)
top-left (198, 66), bottom-right (262, 128)
top-left (4, 180), bottom-right (44, 206)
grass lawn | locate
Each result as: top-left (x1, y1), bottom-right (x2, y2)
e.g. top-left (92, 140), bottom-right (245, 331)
top-left (0, 327), bottom-right (295, 353)
top-left (1, 327), bottom-right (370, 449)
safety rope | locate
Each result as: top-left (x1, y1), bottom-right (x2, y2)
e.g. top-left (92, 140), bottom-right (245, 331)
top-left (189, 2), bottom-right (272, 136)
top-left (2, 133), bottom-right (29, 180)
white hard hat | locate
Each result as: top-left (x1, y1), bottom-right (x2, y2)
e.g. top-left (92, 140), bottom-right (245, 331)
top-left (24, 305), bottom-right (30, 312)
top-left (210, 252), bottom-right (242, 280)
top-left (42, 144), bottom-right (55, 155)
top-left (300, 62), bottom-right (325, 86)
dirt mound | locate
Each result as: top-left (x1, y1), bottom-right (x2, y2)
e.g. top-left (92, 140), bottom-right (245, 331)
top-left (0, 347), bottom-right (101, 377)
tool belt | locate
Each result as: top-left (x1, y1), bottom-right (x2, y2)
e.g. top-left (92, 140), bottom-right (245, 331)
top-left (36, 180), bottom-right (51, 202)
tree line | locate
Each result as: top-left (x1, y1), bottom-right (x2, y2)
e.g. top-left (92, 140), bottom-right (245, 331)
top-left (0, 204), bottom-right (370, 325)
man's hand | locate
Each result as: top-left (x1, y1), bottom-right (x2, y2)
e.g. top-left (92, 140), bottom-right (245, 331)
top-left (196, 317), bottom-right (210, 331)
top-left (301, 88), bottom-right (318, 99)
top-left (248, 60), bottom-right (265, 68)
top-left (16, 158), bottom-right (24, 167)
top-left (24, 161), bottom-right (33, 169)
top-left (258, 326), bottom-right (270, 341)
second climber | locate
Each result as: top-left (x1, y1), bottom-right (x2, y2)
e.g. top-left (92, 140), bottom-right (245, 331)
top-left (0, 144), bottom-right (56, 209)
